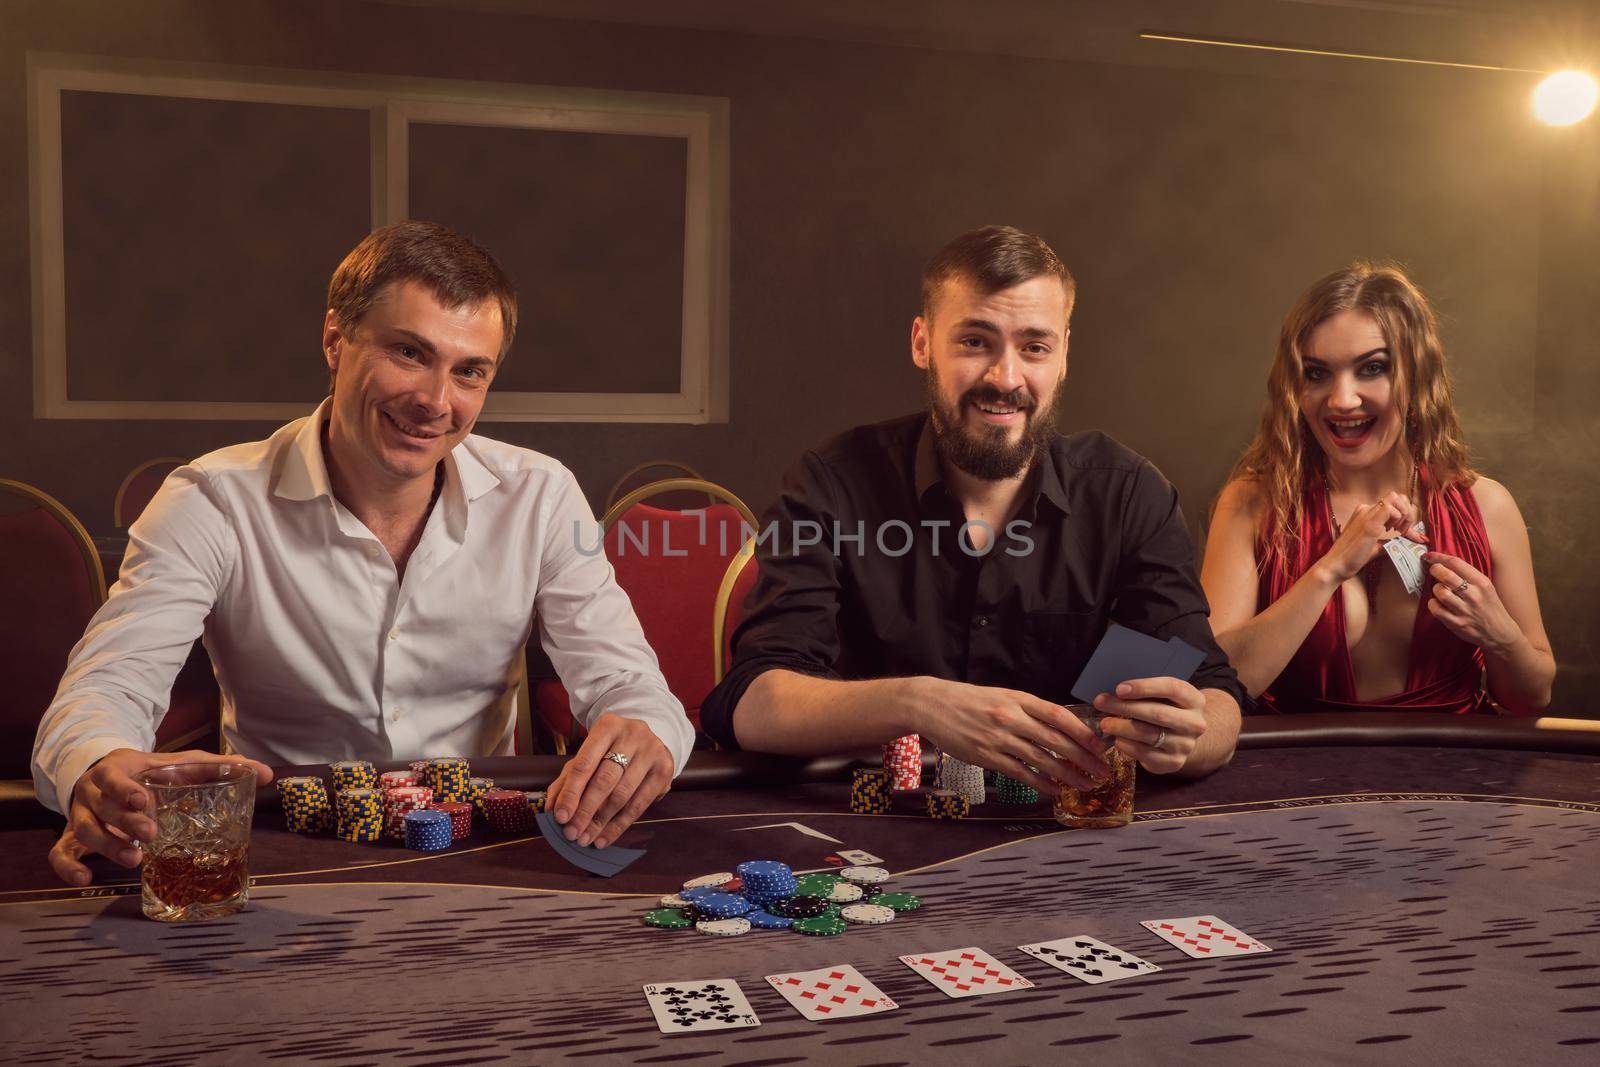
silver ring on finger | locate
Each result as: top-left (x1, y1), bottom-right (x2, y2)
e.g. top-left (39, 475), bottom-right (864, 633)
top-left (604, 751), bottom-right (631, 769)
top-left (1153, 728), bottom-right (1168, 751)
top-left (1453, 579), bottom-right (1469, 596)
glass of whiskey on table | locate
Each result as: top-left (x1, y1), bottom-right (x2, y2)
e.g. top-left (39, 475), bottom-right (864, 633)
top-left (139, 762), bottom-right (257, 921)
top-left (1053, 705), bottom-right (1136, 829)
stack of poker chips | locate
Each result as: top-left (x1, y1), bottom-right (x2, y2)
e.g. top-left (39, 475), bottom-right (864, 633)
top-left (377, 769), bottom-right (423, 793)
top-left (849, 768), bottom-right (892, 814)
top-left (926, 787), bottom-right (971, 819)
top-left (408, 759), bottom-right (431, 776)
top-left (403, 808), bottom-right (452, 851)
top-left (336, 787), bottom-right (384, 842)
top-left (994, 771), bottom-right (1041, 804)
top-left (465, 776), bottom-right (496, 812)
top-left (882, 734), bottom-right (922, 790)
top-left (937, 753), bottom-right (987, 806)
top-left (736, 860), bottom-right (797, 906)
top-left (430, 800), bottom-right (473, 841)
top-left (278, 776), bottom-right (332, 833)
top-left (329, 759), bottom-right (378, 793)
top-left (526, 790), bottom-right (546, 817)
top-left (383, 785), bottom-right (434, 839)
top-left (425, 757), bottom-right (471, 803)
top-left (481, 788), bottom-right (535, 833)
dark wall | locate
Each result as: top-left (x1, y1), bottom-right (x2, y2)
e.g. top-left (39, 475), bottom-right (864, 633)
top-left (2, 0), bottom-right (1594, 711)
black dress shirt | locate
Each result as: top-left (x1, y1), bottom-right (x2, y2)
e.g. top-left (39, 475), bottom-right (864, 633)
top-left (699, 413), bottom-right (1244, 748)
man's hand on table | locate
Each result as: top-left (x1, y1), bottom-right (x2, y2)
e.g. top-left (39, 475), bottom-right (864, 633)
top-left (911, 677), bottom-right (1111, 796)
top-left (49, 748), bottom-right (274, 887)
top-left (1093, 676), bottom-right (1208, 773)
top-left (545, 713), bottom-right (674, 849)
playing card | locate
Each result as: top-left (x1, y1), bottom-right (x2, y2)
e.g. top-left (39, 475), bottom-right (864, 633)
top-left (643, 980), bottom-right (760, 1034)
top-left (1019, 935), bottom-right (1161, 985)
top-left (536, 811), bottom-right (646, 877)
top-left (1382, 523), bottom-right (1428, 596)
top-left (1071, 624), bottom-right (1204, 704)
top-left (899, 947), bottom-right (1034, 999)
top-left (1140, 915), bottom-right (1271, 959)
top-left (835, 849), bottom-right (884, 865)
top-left (765, 964), bottom-right (898, 1021)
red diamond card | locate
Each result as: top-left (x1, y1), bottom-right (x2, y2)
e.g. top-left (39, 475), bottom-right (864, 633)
top-left (899, 947), bottom-right (1034, 999)
top-left (1140, 915), bottom-right (1271, 958)
top-left (765, 964), bottom-right (897, 1021)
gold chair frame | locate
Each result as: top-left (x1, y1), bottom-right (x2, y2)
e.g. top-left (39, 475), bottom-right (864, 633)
top-left (603, 460), bottom-right (707, 513)
top-left (113, 456), bottom-right (189, 529)
top-left (0, 478), bottom-right (108, 605)
top-left (711, 537), bottom-right (757, 686)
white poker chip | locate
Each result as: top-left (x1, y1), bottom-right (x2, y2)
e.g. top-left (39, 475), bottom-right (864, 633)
top-left (840, 903), bottom-right (895, 925)
top-left (683, 872), bottom-right (735, 890)
top-left (695, 917), bottom-right (752, 937)
top-left (839, 865), bottom-right (890, 885)
top-left (827, 882), bottom-right (865, 903)
top-left (658, 893), bottom-right (692, 908)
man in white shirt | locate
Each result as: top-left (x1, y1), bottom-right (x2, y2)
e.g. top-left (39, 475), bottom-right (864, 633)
top-left (34, 221), bottom-right (694, 886)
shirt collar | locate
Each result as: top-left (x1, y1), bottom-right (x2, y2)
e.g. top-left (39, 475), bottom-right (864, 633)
top-left (273, 398), bottom-right (502, 507)
top-left (912, 414), bottom-right (1071, 517)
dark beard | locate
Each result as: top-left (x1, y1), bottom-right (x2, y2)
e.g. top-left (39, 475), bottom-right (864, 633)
top-left (926, 367), bottom-right (1061, 480)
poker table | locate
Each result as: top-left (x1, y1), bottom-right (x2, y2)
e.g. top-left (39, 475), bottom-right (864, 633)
top-left (2, 712), bottom-right (1598, 1064)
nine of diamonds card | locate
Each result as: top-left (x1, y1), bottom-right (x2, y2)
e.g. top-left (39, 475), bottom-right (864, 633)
top-left (1140, 915), bottom-right (1271, 958)
top-left (765, 964), bottom-right (898, 1021)
top-left (899, 947), bottom-right (1034, 999)
top-left (642, 980), bottom-right (761, 1035)
top-left (1019, 935), bottom-right (1161, 984)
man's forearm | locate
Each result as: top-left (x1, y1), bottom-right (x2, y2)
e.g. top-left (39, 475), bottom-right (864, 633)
top-left (731, 669), bottom-right (922, 755)
top-left (1173, 688), bottom-right (1241, 779)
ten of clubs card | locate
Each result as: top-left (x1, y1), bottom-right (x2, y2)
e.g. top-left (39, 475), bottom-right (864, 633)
top-left (642, 980), bottom-right (760, 1035)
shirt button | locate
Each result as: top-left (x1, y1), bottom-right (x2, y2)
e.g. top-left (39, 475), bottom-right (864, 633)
top-left (388, 629), bottom-right (399, 641)
top-left (976, 616), bottom-right (990, 628)
top-left (391, 707), bottom-right (403, 721)
top-left (367, 545), bottom-right (380, 558)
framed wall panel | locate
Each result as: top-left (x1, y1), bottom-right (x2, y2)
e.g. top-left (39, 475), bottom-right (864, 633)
top-left (28, 53), bottom-right (730, 423)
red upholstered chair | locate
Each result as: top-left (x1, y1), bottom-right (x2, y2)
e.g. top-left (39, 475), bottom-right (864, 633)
top-left (114, 457), bottom-right (187, 529)
top-left (0, 480), bottom-right (107, 779)
top-left (712, 539), bottom-right (759, 685)
top-left (519, 478), bottom-right (757, 751)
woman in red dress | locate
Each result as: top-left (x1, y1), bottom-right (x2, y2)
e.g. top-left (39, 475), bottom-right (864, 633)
top-left (1202, 263), bottom-right (1554, 714)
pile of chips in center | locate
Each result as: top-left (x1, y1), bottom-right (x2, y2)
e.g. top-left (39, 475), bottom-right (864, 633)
top-left (640, 861), bottom-right (922, 938)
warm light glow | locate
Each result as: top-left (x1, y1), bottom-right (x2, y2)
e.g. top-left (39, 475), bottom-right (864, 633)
top-left (1533, 70), bottom-right (1599, 126)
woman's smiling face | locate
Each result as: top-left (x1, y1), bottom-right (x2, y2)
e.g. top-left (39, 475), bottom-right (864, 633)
top-left (1299, 309), bottom-right (1405, 472)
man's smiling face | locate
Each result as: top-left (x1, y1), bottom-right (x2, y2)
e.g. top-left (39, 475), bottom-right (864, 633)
top-left (323, 279), bottom-right (502, 490)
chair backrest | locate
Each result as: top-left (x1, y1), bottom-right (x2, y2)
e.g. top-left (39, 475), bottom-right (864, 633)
top-left (603, 460), bottom-right (710, 513)
top-left (114, 456), bottom-right (187, 529)
top-left (599, 479), bottom-right (757, 731)
top-left (712, 539), bottom-right (759, 685)
top-left (0, 480), bottom-right (107, 778)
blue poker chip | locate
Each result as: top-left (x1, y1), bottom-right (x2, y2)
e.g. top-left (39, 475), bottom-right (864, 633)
top-left (679, 885), bottom-right (723, 902)
top-left (693, 892), bottom-right (753, 918)
top-left (745, 909), bottom-right (794, 930)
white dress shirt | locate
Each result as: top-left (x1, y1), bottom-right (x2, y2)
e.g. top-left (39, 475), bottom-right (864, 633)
top-left (31, 400), bottom-right (694, 815)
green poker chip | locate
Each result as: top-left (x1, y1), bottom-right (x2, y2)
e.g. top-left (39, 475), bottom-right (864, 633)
top-left (874, 892), bottom-right (923, 912)
top-left (643, 908), bottom-right (694, 929)
top-left (792, 873), bottom-right (841, 896)
top-left (791, 915), bottom-right (848, 937)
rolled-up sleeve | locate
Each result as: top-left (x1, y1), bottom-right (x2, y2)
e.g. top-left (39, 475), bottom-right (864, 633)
top-left (31, 467), bottom-right (236, 815)
top-left (700, 451), bottom-right (845, 749)
top-left (1111, 460), bottom-right (1248, 708)
top-left (533, 469), bottom-right (696, 775)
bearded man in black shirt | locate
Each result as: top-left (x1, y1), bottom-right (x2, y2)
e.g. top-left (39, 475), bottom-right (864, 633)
top-left (700, 226), bottom-right (1243, 791)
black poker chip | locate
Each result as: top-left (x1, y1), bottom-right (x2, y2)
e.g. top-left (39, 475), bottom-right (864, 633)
top-left (858, 883), bottom-right (883, 900)
top-left (767, 895), bottom-right (830, 919)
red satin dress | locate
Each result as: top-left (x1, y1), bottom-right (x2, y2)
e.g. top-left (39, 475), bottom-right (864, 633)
top-left (1256, 468), bottom-right (1492, 714)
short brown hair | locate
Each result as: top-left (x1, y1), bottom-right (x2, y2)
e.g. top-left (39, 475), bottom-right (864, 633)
top-left (327, 220), bottom-right (518, 361)
top-left (920, 225), bottom-right (1076, 322)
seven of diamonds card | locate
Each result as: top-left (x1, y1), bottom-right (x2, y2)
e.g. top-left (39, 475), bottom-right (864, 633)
top-left (1019, 935), bottom-right (1161, 984)
top-left (765, 964), bottom-right (898, 1021)
top-left (1140, 915), bottom-right (1271, 958)
top-left (642, 980), bottom-right (761, 1035)
top-left (899, 947), bottom-right (1034, 999)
